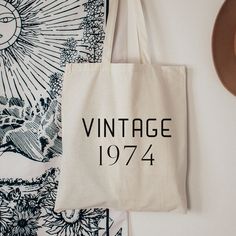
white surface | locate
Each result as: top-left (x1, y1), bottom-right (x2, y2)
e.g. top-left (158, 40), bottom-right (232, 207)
top-left (126, 0), bottom-right (236, 235)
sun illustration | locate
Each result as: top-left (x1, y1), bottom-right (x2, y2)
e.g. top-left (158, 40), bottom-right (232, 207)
top-left (0, 0), bottom-right (84, 107)
top-left (0, 0), bottom-right (21, 50)
top-left (0, 0), bottom-right (105, 162)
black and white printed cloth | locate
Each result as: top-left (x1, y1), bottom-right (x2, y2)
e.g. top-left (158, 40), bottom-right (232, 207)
top-left (0, 0), bottom-right (128, 235)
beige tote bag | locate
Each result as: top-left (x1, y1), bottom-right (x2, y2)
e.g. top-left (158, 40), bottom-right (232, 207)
top-left (55, 0), bottom-right (187, 212)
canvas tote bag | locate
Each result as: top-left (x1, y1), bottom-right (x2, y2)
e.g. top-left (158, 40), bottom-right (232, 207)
top-left (55, 0), bottom-right (187, 212)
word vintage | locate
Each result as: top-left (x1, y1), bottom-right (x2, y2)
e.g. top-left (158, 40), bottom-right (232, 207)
top-left (82, 118), bottom-right (172, 138)
top-left (82, 118), bottom-right (173, 166)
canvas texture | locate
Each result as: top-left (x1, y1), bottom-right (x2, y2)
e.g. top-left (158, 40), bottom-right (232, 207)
top-left (55, 0), bottom-right (188, 212)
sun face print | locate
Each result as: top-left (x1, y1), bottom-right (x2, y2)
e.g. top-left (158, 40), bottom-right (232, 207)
top-left (0, 0), bottom-right (21, 50)
top-left (0, 0), bottom-right (85, 107)
top-left (0, 0), bottom-right (106, 161)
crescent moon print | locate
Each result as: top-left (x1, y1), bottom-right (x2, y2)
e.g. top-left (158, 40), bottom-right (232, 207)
top-left (0, 0), bottom-right (105, 161)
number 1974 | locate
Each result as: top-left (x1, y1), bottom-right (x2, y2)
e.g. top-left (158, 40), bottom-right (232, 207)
top-left (99, 144), bottom-right (155, 166)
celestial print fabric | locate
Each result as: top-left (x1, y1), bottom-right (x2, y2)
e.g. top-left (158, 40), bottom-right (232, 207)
top-left (0, 0), bottom-right (128, 235)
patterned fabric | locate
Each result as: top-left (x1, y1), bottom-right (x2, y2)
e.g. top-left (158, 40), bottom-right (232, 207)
top-left (0, 0), bottom-right (128, 235)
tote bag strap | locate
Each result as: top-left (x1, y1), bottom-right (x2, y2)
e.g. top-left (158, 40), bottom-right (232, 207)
top-left (102, 0), bottom-right (151, 64)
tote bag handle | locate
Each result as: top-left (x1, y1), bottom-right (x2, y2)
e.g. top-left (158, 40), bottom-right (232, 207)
top-left (102, 0), bottom-right (151, 64)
